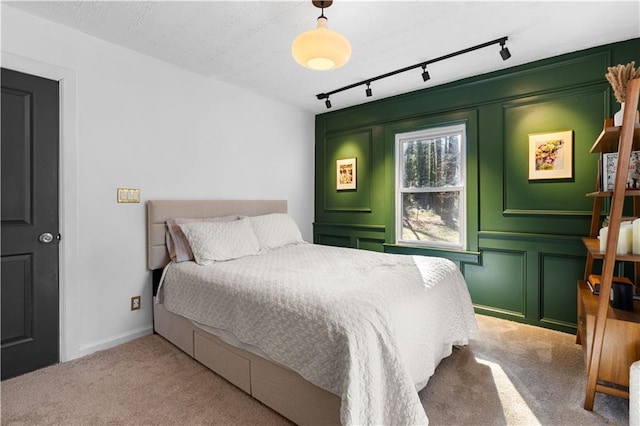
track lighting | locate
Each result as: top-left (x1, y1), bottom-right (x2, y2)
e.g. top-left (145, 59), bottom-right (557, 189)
top-left (421, 65), bottom-right (431, 82)
top-left (499, 40), bottom-right (511, 60)
top-left (291, 0), bottom-right (352, 70)
top-left (316, 36), bottom-right (510, 109)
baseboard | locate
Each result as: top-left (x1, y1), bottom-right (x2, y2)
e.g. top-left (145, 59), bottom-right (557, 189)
top-left (76, 325), bottom-right (153, 359)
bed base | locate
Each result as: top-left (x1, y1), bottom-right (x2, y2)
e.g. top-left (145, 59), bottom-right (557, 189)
top-left (153, 301), bottom-right (341, 425)
top-left (147, 200), bottom-right (341, 424)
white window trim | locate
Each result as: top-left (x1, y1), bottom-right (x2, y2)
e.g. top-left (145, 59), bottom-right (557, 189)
top-left (395, 123), bottom-right (467, 250)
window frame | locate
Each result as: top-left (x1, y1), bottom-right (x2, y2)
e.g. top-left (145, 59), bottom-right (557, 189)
top-left (395, 123), bottom-right (467, 250)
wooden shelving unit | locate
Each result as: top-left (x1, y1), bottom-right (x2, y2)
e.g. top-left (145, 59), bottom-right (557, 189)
top-left (578, 78), bottom-right (640, 410)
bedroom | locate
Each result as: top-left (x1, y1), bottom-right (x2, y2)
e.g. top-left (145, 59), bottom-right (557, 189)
top-left (1, 1), bottom-right (639, 424)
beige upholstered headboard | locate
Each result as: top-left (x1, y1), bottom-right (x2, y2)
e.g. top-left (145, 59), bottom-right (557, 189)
top-left (147, 200), bottom-right (288, 270)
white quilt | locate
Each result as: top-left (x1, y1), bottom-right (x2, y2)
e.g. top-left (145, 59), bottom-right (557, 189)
top-left (160, 243), bottom-right (477, 425)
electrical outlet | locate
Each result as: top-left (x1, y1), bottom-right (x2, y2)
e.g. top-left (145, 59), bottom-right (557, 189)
top-left (131, 296), bottom-right (141, 311)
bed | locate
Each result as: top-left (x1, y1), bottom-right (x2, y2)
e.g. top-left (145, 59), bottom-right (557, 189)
top-left (147, 200), bottom-right (477, 425)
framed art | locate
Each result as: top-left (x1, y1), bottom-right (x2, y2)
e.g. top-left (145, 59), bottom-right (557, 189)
top-left (528, 130), bottom-right (573, 180)
top-left (602, 150), bottom-right (640, 191)
top-left (336, 158), bottom-right (356, 190)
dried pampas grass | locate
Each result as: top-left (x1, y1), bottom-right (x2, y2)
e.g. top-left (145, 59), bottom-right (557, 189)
top-left (606, 61), bottom-right (640, 103)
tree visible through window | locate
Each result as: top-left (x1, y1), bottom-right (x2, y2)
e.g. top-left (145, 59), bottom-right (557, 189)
top-left (395, 124), bottom-right (466, 249)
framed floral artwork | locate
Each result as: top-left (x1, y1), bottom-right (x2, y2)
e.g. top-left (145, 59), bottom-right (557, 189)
top-left (336, 158), bottom-right (356, 190)
top-left (528, 130), bottom-right (573, 180)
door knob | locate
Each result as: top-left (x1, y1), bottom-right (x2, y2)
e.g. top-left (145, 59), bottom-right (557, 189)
top-left (39, 232), bottom-right (54, 243)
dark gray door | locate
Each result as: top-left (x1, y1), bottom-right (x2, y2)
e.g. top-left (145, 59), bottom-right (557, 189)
top-left (1, 68), bottom-right (60, 380)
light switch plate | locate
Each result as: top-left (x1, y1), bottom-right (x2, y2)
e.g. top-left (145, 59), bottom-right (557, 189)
top-left (117, 188), bottom-right (140, 203)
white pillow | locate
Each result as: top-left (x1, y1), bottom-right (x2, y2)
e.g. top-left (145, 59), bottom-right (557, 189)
top-left (166, 215), bottom-right (241, 263)
top-left (249, 213), bottom-right (304, 250)
top-left (179, 219), bottom-right (260, 265)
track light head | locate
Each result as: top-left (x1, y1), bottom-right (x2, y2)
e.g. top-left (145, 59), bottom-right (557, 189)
top-left (325, 98), bottom-right (332, 109)
top-left (421, 65), bottom-right (430, 82)
top-left (365, 82), bottom-right (372, 97)
top-left (499, 41), bottom-right (511, 60)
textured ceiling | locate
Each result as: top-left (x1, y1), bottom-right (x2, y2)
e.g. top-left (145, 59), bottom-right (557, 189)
top-left (6, 1), bottom-right (640, 113)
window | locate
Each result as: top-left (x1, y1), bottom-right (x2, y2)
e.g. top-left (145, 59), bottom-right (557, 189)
top-left (395, 124), bottom-right (466, 250)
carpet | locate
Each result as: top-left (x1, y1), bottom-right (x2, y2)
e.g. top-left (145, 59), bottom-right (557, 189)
top-left (420, 315), bottom-right (627, 425)
top-left (1, 315), bottom-right (629, 425)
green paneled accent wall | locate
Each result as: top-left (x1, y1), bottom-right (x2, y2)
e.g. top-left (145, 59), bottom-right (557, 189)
top-left (314, 38), bottom-right (640, 333)
top-left (316, 223), bottom-right (386, 252)
top-left (463, 249), bottom-right (526, 316)
top-left (503, 86), bottom-right (606, 218)
top-left (317, 233), bottom-right (350, 248)
top-left (540, 253), bottom-right (583, 330)
top-left (472, 232), bottom-right (586, 333)
top-left (323, 130), bottom-right (373, 212)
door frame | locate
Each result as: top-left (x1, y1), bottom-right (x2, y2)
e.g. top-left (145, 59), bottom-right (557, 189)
top-left (2, 52), bottom-right (79, 362)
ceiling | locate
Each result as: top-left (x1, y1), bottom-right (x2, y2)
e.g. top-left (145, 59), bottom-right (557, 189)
top-left (6, 1), bottom-right (640, 113)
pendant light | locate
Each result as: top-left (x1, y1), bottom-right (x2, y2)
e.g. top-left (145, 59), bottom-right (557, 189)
top-left (291, 0), bottom-right (351, 71)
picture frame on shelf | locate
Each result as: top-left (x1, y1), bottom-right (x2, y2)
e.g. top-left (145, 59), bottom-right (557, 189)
top-left (602, 150), bottom-right (640, 191)
top-left (528, 130), bottom-right (573, 180)
top-left (336, 158), bottom-right (356, 190)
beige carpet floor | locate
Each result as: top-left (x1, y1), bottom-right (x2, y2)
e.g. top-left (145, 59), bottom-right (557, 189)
top-left (0, 314), bottom-right (629, 425)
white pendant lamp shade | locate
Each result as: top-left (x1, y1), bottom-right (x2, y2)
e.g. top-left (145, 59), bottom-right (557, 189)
top-left (292, 17), bottom-right (351, 70)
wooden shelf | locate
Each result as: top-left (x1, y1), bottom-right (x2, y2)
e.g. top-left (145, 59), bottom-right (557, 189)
top-left (589, 120), bottom-right (640, 154)
top-left (579, 280), bottom-right (640, 323)
top-left (587, 190), bottom-right (640, 197)
top-left (582, 237), bottom-right (640, 262)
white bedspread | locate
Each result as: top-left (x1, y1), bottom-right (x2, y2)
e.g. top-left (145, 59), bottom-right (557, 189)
top-left (160, 243), bottom-right (477, 425)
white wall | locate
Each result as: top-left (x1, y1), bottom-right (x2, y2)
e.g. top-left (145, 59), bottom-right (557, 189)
top-left (1, 5), bottom-right (315, 361)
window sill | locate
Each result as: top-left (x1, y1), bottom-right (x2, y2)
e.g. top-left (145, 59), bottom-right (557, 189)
top-left (383, 243), bottom-right (481, 264)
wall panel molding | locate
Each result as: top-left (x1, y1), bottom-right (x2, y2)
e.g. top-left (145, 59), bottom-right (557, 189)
top-left (356, 237), bottom-right (386, 251)
top-left (322, 129), bottom-right (373, 213)
top-left (538, 252), bottom-right (583, 331)
top-left (502, 209), bottom-right (592, 217)
top-left (501, 84), bottom-right (608, 216)
top-left (478, 230), bottom-right (584, 245)
top-left (314, 222), bottom-right (385, 231)
top-left (316, 233), bottom-right (351, 248)
top-left (462, 248), bottom-right (526, 316)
